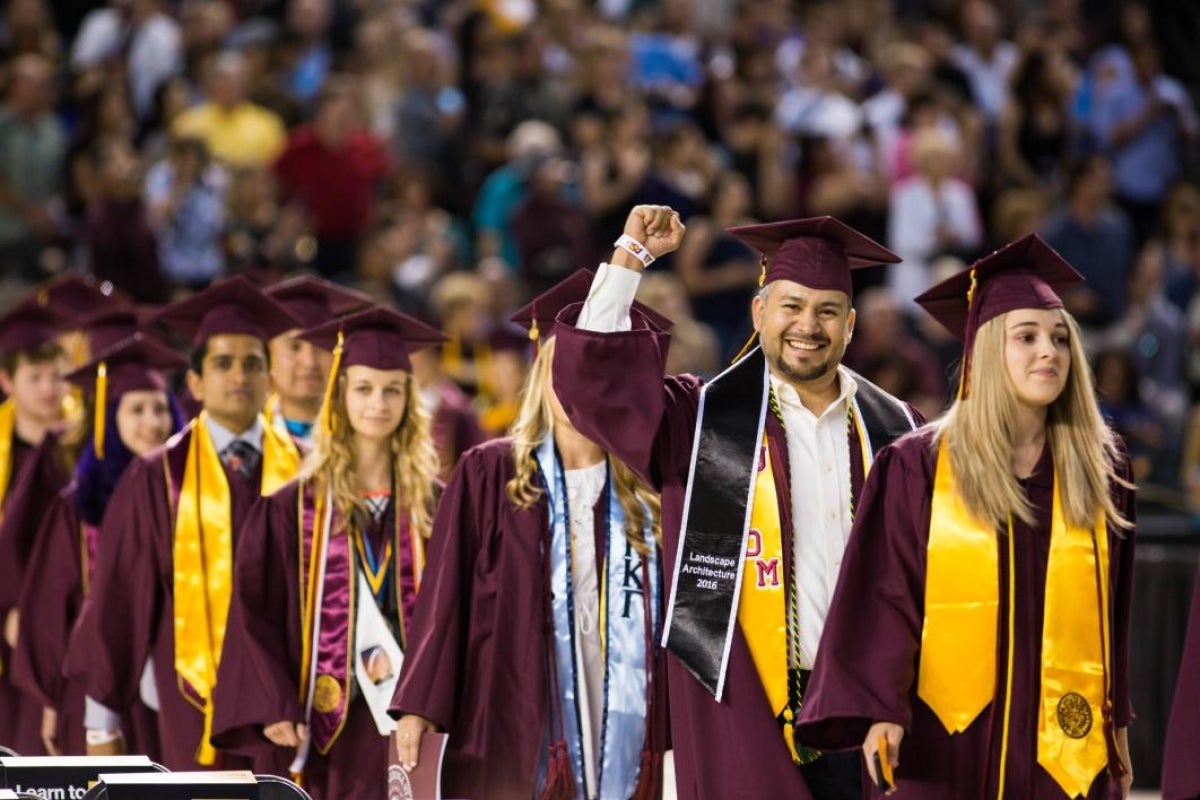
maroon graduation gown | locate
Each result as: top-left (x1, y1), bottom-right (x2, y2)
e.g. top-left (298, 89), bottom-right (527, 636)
top-left (431, 380), bottom-right (487, 481)
top-left (0, 434), bottom-right (60, 755)
top-left (63, 426), bottom-right (287, 772)
top-left (1163, 561), bottom-right (1200, 799)
top-left (551, 312), bottom-right (904, 800)
top-left (211, 480), bottom-right (411, 800)
top-left (10, 486), bottom-right (159, 758)
top-left (793, 429), bottom-right (1136, 799)
top-left (387, 438), bottom-right (670, 800)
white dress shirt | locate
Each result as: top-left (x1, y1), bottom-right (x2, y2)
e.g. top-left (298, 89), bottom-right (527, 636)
top-left (769, 372), bottom-right (857, 669)
top-left (204, 414), bottom-right (264, 457)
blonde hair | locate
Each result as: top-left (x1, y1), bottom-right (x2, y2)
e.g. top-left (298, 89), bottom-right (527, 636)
top-left (302, 370), bottom-right (439, 538)
top-left (931, 310), bottom-right (1130, 530)
top-left (506, 337), bottom-right (661, 554)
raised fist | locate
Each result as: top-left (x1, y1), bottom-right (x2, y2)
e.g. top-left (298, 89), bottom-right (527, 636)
top-left (621, 205), bottom-right (686, 260)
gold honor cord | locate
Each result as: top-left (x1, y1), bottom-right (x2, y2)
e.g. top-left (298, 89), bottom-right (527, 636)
top-left (297, 485), bottom-right (327, 764)
top-left (996, 516), bottom-right (1017, 798)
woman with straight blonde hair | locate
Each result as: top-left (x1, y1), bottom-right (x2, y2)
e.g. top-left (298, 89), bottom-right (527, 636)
top-left (210, 306), bottom-right (444, 800)
top-left (390, 270), bottom-right (671, 800)
top-left (795, 235), bottom-right (1137, 800)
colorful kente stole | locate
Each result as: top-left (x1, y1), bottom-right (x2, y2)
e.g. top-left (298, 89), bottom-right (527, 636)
top-left (536, 437), bottom-right (660, 800)
top-left (920, 437), bottom-right (1115, 797)
top-left (168, 413), bottom-right (299, 765)
top-left (296, 478), bottom-right (423, 758)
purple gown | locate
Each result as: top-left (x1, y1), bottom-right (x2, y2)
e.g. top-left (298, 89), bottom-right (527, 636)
top-left (0, 434), bottom-right (61, 755)
top-left (211, 480), bottom-right (418, 800)
top-left (10, 487), bottom-right (160, 758)
top-left (431, 380), bottom-right (487, 481)
top-left (388, 439), bottom-right (671, 800)
top-left (793, 429), bottom-right (1136, 799)
top-left (1163, 561), bottom-right (1200, 800)
top-left (550, 311), bottom-right (906, 800)
top-left (63, 426), bottom-right (288, 773)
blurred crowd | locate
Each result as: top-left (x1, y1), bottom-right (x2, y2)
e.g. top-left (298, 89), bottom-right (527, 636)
top-left (0, 0), bottom-right (1198, 509)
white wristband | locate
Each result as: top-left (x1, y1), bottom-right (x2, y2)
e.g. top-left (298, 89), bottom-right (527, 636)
top-left (86, 728), bottom-right (123, 745)
top-left (613, 234), bottom-right (656, 267)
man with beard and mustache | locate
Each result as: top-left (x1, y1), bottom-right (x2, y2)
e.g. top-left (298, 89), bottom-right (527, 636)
top-left (551, 205), bottom-right (923, 800)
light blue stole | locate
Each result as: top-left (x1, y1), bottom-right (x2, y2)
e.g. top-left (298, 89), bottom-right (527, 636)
top-left (535, 437), bottom-right (659, 800)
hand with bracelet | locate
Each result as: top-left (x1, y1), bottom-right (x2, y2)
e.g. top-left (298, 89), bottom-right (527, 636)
top-left (611, 205), bottom-right (687, 272)
top-left (85, 728), bottom-right (127, 756)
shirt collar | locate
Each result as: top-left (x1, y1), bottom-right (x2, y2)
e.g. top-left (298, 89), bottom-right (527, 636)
top-left (770, 365), bottom-right (858, 421)
top-left (204, 414), bottom-right (264, 454)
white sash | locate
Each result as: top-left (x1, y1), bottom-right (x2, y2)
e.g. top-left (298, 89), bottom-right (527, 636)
top-left (354, 569), bottom-right (404, 735)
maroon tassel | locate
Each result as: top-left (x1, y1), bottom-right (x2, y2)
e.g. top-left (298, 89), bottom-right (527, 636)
top-left (539, 740), bottom-right (576, 800)
top-left (630, 748), bottom-right (663, 800)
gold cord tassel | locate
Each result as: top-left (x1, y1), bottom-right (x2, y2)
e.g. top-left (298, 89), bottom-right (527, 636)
top-left (94, 362), bottom-right (108, 458)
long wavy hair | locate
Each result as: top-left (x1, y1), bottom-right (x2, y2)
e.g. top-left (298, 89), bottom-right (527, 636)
top-left (931, 310), bottom-right (1130, 530)
top-left (506, 337), bottom-right (661, 553)
top-left (302, 370), bottom-right (439, 538)
top-left (75, 390), bottom-right (186, 526)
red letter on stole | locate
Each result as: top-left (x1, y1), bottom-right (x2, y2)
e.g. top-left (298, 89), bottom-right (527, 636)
top-left (756, 558), bottom-right (780, 588)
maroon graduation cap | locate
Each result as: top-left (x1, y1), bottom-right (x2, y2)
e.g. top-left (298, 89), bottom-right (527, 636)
top-left (299, 305), bottom-right (447, 434)
top-left (0, 297), bottom-right (64, 355)
top-left (264, 275), bottom-right (373, 330)
top-left (153, 275), bottom-right (301, 347)
top-left (65, 334), bottom-right (187, 457)
top-left (914, 233), bottom-right (1084, 398)
top-left (300, 306), bottom-right (447, 372)
top-left (33, 273), bottom-right (126, 319)
top-left (725, 216), bottom-right (900, 295)
top-left (511, 268), bottom-right (674, 345)
top-left (78, 302), bottom-right (166, 354)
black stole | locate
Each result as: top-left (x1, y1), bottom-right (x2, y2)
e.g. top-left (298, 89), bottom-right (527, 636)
top-left (662, 347), bottom-right (916, 697)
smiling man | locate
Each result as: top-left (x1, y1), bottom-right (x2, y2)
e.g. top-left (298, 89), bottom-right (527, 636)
top-left (551, 206), bottom-right (923, 800)
top-left (65, 276), bottom-right (302, 771)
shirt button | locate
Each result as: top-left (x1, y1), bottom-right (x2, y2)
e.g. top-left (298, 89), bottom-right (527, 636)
top-left (828, 511), bottom-right (836, 520)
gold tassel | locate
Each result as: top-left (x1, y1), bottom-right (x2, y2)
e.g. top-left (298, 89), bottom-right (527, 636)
top-left (957, 268), bottom-right (979, 400)
top-left (529, 314), bottom-right (540, 358)
top-left (320, 331), bottom-right (344, 435)
top-left (94, 361), bottom-right (108, 459)
top-left (731, 331), bottom-right (760, 364)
